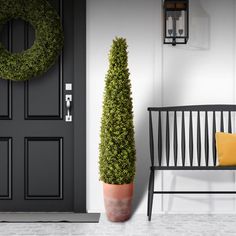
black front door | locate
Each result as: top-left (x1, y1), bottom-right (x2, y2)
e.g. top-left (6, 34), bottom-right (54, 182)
top-left (0, 0), bottom-right (85, 211)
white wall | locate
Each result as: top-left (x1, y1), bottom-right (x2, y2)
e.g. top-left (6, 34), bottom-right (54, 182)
top-left (87, 0), bottom-right (236, 213)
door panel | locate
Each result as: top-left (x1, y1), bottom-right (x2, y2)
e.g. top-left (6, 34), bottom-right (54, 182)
top-left (0, 82), bottom-right (11, 119)
top-left (25, 66), bottom-right (63, 119)
top-left (0, 138), bottom-right (11, 199)
top-left (25, 137), bottom-right (63, 199)
top-left (0, 0), bottom-right (77, 212)
top-left (25, 9), bottom-right (63, 120)
top-left (0, 22), bottom-right (12, 120)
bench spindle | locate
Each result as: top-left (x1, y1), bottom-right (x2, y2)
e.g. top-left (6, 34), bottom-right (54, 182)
top-left (174, 111), bottom-right (178, 166)
top-left (228, 111), bottom-right (232, 133)
top-left (220, 111), bottom-right (224, 132)
top-left (205, 111), bottom-right (209, 166)
top-left (166, 111), bottom-right (170, 166)
top-left (189, 111), bottom-right (194, 166)
top-left (181, 111), bottom-right (186, 166)
top-left (197, 111), bottom-right (201, 166)
top-left (158, 112), bottom-right (162, 166)
top-left (212, 111), bottom-right (217, 166)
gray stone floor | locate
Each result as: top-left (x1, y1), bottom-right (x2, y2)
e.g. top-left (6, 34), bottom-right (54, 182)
top-left (0, 214), bottom-right (235, 236)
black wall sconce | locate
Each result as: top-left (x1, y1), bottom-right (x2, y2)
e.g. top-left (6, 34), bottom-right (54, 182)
top-left (163, 0), bottom-right (189, 46)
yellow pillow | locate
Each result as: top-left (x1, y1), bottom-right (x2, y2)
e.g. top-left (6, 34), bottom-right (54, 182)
top-left (216, 132), bottom-right (236, 166)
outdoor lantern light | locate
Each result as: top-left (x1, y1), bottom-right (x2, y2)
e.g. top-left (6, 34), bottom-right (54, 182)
top-left (163, 0), bottom-right (189, 46)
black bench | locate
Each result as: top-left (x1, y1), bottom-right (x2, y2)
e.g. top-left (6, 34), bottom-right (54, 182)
top-left (147, 105), bottom-right (236, 221)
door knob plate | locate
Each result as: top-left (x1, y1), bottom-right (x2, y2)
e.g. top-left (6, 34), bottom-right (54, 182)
top-left (65, 94), bottom-right (72, 122)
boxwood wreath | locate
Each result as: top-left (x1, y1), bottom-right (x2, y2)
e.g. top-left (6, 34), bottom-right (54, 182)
top-left (0, 0), bottom-right (64, 81)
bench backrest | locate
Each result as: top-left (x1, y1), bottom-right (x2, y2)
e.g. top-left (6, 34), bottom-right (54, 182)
top-left (148, 105), bottom-right (236, 167)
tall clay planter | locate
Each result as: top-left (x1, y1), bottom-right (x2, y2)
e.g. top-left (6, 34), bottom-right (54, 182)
top-left (103, 183), bottom-right (134, 222)
top-left (99, 38), bottom-right (136, 222)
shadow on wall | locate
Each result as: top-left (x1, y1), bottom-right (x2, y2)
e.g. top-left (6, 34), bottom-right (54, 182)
top-left (139, 0), bottom-right (233, 214)
top-left (162, 1), bottom-right (235, 212)
top-left (179, 0), bottom-right (211, 51)
top-left (132, 96), bottom-right (153, 215)
top-left (131, 109), bottom-right (157, 214)
top-left (132, 0), bottom-right (213, 214)
top-left (189, 0), bottom-right (210, 50)
top-left (166, 171), bottom-right (236, 212)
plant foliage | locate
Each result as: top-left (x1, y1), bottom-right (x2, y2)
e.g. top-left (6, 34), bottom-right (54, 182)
top-left (99, 37), bottom-right (136, 184)
top-left (0, 0), bottom-right (64, 81)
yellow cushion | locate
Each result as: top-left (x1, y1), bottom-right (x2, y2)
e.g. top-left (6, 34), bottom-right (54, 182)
top-left (216, 132), bottom-right (236, 166)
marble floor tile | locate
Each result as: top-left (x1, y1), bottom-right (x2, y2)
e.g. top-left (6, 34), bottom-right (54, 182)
top-left (0, 214), bottom-right (236, 236)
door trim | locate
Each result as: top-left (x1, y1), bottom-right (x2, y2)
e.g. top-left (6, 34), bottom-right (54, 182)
top-left (73, 0), bottom-right (86, 212)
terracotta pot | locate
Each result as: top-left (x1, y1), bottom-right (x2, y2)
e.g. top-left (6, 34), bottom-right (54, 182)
top-left (103, 182), bottom-right (134, 222)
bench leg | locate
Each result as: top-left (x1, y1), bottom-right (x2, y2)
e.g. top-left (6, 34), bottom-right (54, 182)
top-left (147, 170), bottom-right (155, 221)
top-left (147, 171), bottom-right (151, 217)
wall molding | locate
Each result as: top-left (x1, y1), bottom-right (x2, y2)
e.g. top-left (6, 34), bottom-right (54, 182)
top-left (153, 0), bottom-right (164, 213)
top-left (233, 0), bottom-right (236, 212)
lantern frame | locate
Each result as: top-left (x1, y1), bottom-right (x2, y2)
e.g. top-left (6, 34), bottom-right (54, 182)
top-left (163, 0), bottom-right (189, 46)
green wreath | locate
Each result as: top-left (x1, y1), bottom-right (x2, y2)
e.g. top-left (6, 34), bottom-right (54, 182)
top-left (0, 0), bottom-right (64, 81)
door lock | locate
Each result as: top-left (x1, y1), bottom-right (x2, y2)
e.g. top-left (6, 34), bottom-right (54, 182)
top-left (65, 94), bottom-right (72, 122)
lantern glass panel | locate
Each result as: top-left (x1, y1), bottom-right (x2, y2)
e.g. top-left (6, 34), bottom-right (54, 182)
top-left (166, 13), bottom-right (173, 38)
top-left (176, 10), bottom-right (186, 37)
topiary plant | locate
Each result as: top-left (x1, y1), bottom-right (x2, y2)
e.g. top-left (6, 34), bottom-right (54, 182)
top-left (99, 37), bottom-right (136, 185)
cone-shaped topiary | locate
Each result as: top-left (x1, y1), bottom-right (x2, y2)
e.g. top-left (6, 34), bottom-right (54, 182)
top-left (99, 37), bottom-right (136, 185)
